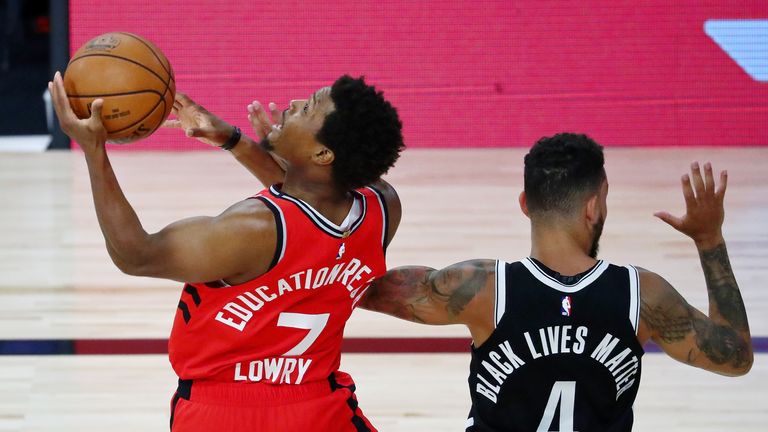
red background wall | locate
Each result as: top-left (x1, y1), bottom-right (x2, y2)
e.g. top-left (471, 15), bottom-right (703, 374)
top-left (69, 1), bottom-right (768, 150)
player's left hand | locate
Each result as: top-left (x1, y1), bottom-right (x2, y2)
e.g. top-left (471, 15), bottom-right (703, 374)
top-left (246, 100), bottom-right (283, 140)
top-left (163, 93), bottom-right (234, 148)
top-left (654, 161), bottom-right (727, 249)
top-left (49, 71), bottom-right (107, 151)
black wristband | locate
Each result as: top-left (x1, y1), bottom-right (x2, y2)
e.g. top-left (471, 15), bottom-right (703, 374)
top-left (221, 126), bottom-right (241, 151)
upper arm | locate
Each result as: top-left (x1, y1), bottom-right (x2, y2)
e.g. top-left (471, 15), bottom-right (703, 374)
top-left (638, 268), bottom-right (752, 376)
top-left (127, 199), bottom-right (277, 283)
top-left (370, 178), bottom-right (401, 248)
top-left (361, 259), bottom-right (495, 327)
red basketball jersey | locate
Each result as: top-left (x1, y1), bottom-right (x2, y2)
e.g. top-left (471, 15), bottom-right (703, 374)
top-left (169, 185), bottom-right (389, 385)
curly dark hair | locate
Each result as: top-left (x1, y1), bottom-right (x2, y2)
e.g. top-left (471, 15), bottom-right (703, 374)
top-left (316, 75), bottom-right (404, 190)
top-left (524, 133), bottom-right (605, 216)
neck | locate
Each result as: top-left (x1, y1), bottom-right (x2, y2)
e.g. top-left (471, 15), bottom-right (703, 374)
top-left (280, 171), bottom-right (353, 223)
top-left (529, 219), bottom-right (597, 276)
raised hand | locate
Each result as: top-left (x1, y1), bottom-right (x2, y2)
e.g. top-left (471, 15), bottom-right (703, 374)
top-left (162, 93), bottom-right (234, 148)
top-left (654, 162), bottom-right (727, 248)
top-left (247, 100), bottom-right (283, 140)
top-left (48, 71), bottom-right (107, 151)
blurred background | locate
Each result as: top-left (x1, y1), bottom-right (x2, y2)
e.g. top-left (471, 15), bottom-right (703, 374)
top-left (0, 0), bottom-right (49, 138)
top-left (0, 0), bottom-right (766, 152)
top-left (0, 2), bottom-right (766, 431)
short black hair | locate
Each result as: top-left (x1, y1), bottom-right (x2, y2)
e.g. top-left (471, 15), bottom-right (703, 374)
top-left (524, 133), bottom-right (605, 216)
top-left (317, 75), bottom-right (404, 190)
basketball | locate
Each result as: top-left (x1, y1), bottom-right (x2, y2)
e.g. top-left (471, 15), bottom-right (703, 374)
top-left (63, 32), bottom-right (175, 144)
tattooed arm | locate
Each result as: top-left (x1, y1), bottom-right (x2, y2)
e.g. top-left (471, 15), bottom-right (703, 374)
top-left (360, 260), bottom-right (496, 333)
top-left (638, 162), bottom-right (752, 376)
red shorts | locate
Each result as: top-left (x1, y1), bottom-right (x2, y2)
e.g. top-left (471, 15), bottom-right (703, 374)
top-left (170, 371), bottom-right (376, 432)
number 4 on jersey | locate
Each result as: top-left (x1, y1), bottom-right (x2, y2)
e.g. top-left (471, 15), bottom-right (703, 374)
top-left (537, 381), bottom-right (576, 432)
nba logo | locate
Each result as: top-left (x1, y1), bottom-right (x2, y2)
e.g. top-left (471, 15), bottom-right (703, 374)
top-left (561, 296), bottom-right (572, 316)
top-left (336, 243), bottom-right (346, 260)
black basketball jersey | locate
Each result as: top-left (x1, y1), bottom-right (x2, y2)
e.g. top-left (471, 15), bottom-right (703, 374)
top-left (466, 258), bottom-right (643, 432)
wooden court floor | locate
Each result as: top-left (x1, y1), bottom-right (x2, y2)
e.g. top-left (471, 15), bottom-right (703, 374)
top-left (0, 147), bottom-right (767, 431)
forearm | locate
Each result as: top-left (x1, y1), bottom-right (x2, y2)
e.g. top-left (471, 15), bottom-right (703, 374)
top-left (361, 266), bottom-right (433, 323)
top-left (83, 147), bottom-right (152, 273)
top-left (230, 135), bottom-right (285, 187)
top-left (694, 239), bottom-right (752, 374)
top-left (362, 261), bottom-right (493, 325)
top-left (697, 239), bottom-right (750, 334)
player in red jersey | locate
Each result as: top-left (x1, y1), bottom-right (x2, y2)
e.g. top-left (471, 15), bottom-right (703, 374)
top-left (49, 72), bottom-right (404, 431)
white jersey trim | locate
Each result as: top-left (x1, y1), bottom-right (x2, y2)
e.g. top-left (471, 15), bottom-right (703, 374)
top-left (270, 185), bottom-right (366, 238)
top-left (366, 186), bottom-right (388, 249)
top-left (495, 260), bottom-right (507, 327)
top-left (259, 195), bottom-right (287, 264)
top-left (465, 416), bottom-right (475, 429)
top-left (626, 265), bottom-right (640, 334)
top-left (521, 257), bottom-right (609, 293)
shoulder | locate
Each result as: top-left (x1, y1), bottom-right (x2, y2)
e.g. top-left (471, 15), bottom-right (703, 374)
top-left (214, 198), bottom-right (278, 242)
top-left (366, 179), bottom-right (400, 213)
top-left (635, 266), bottom-right (676, 299)
top-left (367, 179), bottom-right (401, 246)
top-left (634, 266), bottom-right (687, 343)
top-left (210, 199), bottom-right (279, 282)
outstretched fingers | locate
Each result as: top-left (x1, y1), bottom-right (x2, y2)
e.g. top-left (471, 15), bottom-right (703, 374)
top-left (681, 173), bottom-right (696, 210)
top-left (716, 170), bottom-right (728, 202)
top-left (690, 161), bottom-right (706, 199)
top-left (654, 211), bottom-right (683, 230)
top-left (269, 102), bottom-right (283, 126)
top-left (247, 100), bottom-right (272, 138)
top-left (162, 119), bottom-right (182, 129)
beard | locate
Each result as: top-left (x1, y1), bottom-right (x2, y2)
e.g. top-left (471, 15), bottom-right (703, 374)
top-left (259, 136), bottom-right (275, 151)
top-left (588, 216), bottom-right (605, 259)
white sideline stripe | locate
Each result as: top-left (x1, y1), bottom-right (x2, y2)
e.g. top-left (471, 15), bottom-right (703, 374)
top-left (0, 135), bottom-right (50, 152)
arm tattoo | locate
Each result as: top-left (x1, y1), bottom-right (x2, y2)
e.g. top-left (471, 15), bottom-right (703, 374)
top-left (639, 299), bottom-right (692, 343)
top-left (363, 261), bottom-right (491, 324)
top-left (363, 268), bottom-right (431, 323)
top-left (428, 264), bottom-right (489, 319)
top-left (640, 298), bottom-right (751, 368)
top-left (640, 258), bottom-right (752, 370)
top-left (691, 316), bottom-right (751, 368)
top-left (699, 243), bottom-right (749, 331)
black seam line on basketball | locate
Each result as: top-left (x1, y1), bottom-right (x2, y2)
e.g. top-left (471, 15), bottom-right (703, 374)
top-left (142, 98), bottom-right (167, 137)
top-left (68, 53), bottom-right (168, 88)
top-left (116, 32), bottom-right (171, 76)
top-left (116, 31), bottom-right (175, 95)
top-left (67, 52), bottom-right (174, 135)
top-left (67, 89), bottom-right (163, 98)
top-left (66, 89), bottom-right (165, 134)
top-left (106, 98), bottom-right (166, 135)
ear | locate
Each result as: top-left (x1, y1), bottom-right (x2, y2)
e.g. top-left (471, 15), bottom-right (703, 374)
top-left (584, 194), bottom-right (599, 225)
top-left (312, 146), bottom-right (335, 166)
top-left (519, 191), bottom-right (530, 218)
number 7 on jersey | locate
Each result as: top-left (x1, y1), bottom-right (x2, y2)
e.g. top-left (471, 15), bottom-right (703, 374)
top-left (277, 312), bottom-right (330, 356)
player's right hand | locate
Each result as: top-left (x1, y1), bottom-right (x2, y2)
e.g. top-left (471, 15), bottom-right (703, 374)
top-left (49, 71), bottom-right (107, 151)
top-left (163, 93), bottom-right (233, 148)
top-left (654, 162), bottom-right (727, 249)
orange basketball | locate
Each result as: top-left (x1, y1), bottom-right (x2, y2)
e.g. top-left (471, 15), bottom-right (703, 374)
top-left (64, 32), bottom-right (175, 144)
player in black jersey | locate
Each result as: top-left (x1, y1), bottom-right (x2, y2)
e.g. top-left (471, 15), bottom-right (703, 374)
top-left (362, 133), bottom-right (753, 431)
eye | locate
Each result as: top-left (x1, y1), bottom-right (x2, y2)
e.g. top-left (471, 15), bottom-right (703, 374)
top-left (303, 102), bottom-right (309, 114)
